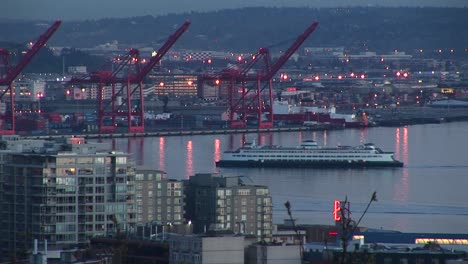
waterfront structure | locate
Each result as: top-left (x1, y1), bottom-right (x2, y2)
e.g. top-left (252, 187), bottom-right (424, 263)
top-left (134, 168), bottom-right (185, 225)
top-left (184, 173), bottom-right (273, 241)
top-left (14, 78), bottom-right (46, 103)
top-left (216, 140), bottom-right (403, 168)
top-left (0, 135), bottom-right (136, 259)
top-left (168, 233), bottom-right (244, 264)
top-left (148, 73), bottom-right (198, 97)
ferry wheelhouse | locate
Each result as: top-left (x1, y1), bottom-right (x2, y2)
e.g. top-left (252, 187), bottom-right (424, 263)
top-left (216, 140), bottom-right (403, 168)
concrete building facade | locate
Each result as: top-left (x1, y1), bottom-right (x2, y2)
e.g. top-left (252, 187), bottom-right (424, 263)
top-left (168, 234), bottom-right (244, 264)
top-left (134, 168), bottom-right (185, 226)
top-left (0, 136), bottom-right (136, 259)
top-left (246, 244), bottom-right (302, 264)
top-left (184, 173), bottom-right (273, 241)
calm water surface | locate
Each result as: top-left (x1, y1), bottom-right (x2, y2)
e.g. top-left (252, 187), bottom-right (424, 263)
top-left (101, 122), bottom-right (468, 233)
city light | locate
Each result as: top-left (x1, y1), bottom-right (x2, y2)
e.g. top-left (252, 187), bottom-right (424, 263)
top-left (333, 200), bottom-right (341, 221)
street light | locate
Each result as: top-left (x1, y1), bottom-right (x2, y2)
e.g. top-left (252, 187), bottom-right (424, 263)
top-left (36, 92), bottom-right (44, 113)
top-left (185, 220), bottom-right (192, 235)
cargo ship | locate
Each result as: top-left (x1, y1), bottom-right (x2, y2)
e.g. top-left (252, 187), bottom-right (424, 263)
top-left (216, 140), bottom-right (403, 168)
top-left (271, 101), bottom-right (369, 128)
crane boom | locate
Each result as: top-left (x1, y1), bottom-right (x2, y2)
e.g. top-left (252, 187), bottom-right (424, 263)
top-left (262, 21), bottom-right (319, 81)
top-left (0, 20), bottom-right (62, 85)
top-left (130, 20), bottom-right (191, 83)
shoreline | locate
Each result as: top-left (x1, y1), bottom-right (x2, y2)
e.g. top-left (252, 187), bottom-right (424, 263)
top-left (20, 106), bottom-right (468, 140)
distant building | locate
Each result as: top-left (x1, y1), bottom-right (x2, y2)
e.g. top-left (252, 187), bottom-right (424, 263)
top-left (246, 243), bottom-right (302, 264)
top-left (168, 233), bottom-right (244, 264)
top-left (68, 66), bottom-right (87, 75)
top-left (148, 74), bottom-right (198, 97)
top-left (184, 173), bottom-right (273, 241)
top-left (0, 136), bottom-right (136, 260)
top-left (134, 168), bottom-right (185, 226)
top-left (14, 78), bottom-right (46, 102)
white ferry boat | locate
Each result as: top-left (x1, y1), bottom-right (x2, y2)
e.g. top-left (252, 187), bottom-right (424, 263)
top-left (216, 140), bottom-right (403, 168)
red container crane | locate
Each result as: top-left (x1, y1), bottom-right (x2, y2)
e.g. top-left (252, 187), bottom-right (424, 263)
top-left (0, 20), bottom-right (62, 135)
top-left (69, 21), bottom-right (191, 134)
top-left (199, 21), bottom-right (319, 129)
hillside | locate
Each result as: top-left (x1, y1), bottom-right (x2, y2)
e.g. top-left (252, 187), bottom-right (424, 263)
top-left (0, 7), bottom-right (467, 53)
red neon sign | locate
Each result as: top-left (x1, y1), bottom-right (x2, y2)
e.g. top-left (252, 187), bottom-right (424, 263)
top-left (333, 200), bottom-right (341, 221)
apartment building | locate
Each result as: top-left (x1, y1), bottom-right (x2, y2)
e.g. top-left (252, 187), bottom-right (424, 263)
top-left (0, 136), bottom-right (135, 259)
top-left (184, 173), bottom-right (273, 241)
top-left (134, 168), bottom-right (185, 226)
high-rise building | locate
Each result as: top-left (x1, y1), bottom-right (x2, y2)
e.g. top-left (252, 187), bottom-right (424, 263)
top-left (134, 168), bottom-right (185, 226)
top-left (0, 136), bottom-right (135, 259)
top-left (184, 173), bottom-right (272, 241)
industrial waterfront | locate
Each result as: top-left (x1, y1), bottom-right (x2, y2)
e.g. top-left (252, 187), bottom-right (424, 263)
top-left (2, 6), bottom-right (468, 263)
top-left (99, 121), bottom-right (468, 234)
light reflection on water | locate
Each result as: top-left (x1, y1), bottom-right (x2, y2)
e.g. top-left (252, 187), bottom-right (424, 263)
top-left (213, 139), bottom-right (221, 167)
top-left (186, 140), bottom-right (193, 178)
top-left (159, 137), bottom-right (165, 172)
top-left (104, 122), bottom-right (468, 233)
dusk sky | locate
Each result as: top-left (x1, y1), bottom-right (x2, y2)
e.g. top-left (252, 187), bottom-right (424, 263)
top-left (3, 0), bottom-right (467, 21)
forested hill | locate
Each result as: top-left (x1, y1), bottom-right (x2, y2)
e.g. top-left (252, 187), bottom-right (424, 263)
top-left (1, 7), bottom-right (467, 53)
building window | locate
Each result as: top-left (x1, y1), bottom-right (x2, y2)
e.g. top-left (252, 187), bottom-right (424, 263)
top-left (217, 189), bottom-right (225, 197)
top-left (241, 198), bottom-right (247, 206)
top-left (135, 173), bottom-right (144, 180)
top-left (57, 157), bottom-right (75, 165)
top-left (256, 188), bottom-right (269, 195)
top-left (116, 157), bottom-right (127, 164)
top-left (238, 189), bottom-right (250, 195)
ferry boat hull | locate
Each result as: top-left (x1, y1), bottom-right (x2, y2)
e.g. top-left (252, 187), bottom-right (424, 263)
top-left (216, 159), bottom-right (403, 168)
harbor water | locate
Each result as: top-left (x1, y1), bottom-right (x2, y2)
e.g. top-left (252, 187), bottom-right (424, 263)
top-left (96, 121), bottom-right (468, 234)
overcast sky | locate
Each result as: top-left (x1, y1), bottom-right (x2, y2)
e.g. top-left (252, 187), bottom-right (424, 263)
top-left (3, 0), bottom-right (467, 21)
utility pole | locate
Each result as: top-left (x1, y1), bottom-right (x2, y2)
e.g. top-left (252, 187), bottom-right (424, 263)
top-left (284, 201), bottom-right (303, 259)
top-left (338, 191), bottom-right (378, 264)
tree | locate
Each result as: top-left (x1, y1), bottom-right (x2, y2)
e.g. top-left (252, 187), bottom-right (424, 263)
top-left (338, 191), bottom-right (378, 264)
top-left (284, 201), bottom-right (303, 259)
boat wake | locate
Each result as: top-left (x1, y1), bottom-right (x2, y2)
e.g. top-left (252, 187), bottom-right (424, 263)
top-left (405, 164), bottom-right (468, 169)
